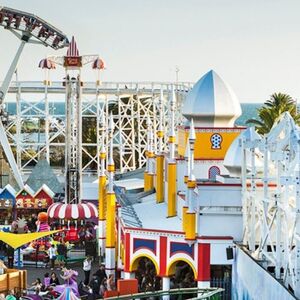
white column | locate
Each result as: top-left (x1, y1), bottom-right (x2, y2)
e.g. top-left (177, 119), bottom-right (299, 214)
top-left (162, 276), bottom-right (170, 300)
top-left (124, 272), bottom-right (135, 279)
top-left (105, 247), bottom-right (115, 276)
top-left (197, 281), bottom-right (210, 288)
top-left (98, 219), bottom-right (106, 260)
top-left (198, 280), bottom-right (210, 298)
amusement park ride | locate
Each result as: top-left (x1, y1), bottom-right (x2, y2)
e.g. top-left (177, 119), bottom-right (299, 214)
top-left (1, 5), bottom-right (300, 300)
top-left (0, 6), bottom-right (68, 189)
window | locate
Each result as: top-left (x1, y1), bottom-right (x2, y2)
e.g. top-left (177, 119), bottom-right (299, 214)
top-left (208, 166), bottom-right (220, 180)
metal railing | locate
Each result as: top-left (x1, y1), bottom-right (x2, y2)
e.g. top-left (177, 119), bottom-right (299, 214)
top-left (5, 81), bottom-right (194, 95)
top-left (106, 287), bottom-right (223, 299)
top-left (114, 184), bottom-right (143, 228)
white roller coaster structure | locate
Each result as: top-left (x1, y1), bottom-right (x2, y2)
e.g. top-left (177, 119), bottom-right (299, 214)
top-left (4, 81), bottom-right (192, 175)
top-left (242, 112), bottom-right (300, 296)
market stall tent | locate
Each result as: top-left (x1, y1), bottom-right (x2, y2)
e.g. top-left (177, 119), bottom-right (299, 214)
top-left (33, 184), bottom-right (55, 209)
top-left (0, 184), bottom-right (16, 209)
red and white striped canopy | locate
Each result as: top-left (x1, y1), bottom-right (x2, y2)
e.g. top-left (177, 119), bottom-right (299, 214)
top-left (38, 58), bottom-right (56, 69)
top-left (92, 57), bottom-right (105, 70)
top-left (66, 36), bottom-right (80, 57)
top-left (47, 202), bottom-right (98, 220)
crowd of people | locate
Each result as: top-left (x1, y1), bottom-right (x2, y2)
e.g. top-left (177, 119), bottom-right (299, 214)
top-left (81, 263), bottom-right (116, 299)
top-left (26, 260), bottom-right (116, 300)
top-left (135, 258), bottom-right (196, 298)
top-left (0, 256), bottom-right (198, 300)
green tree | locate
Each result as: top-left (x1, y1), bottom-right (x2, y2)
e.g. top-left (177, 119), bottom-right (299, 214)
top-left (246, 93), bottom-right (300, 134)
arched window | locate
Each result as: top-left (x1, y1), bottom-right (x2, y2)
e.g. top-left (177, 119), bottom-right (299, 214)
top-left (208, 166), bottom-right (220, 180)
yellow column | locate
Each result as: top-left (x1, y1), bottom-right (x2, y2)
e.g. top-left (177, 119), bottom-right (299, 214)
top-left (144, 171), bottom-right (149, 191)
top-left (184, 175), bottom-right (188, 184)
top-left (182, 206), bottom-right (188, 232)
top-left (147, 152), bottom-right (155, 191)
top-left (145, 172), bottom-right (154, 191)
top-left (98, 175), bottom-right (107, 220)
top-left (156, 154), bottom-right (164, 203)
top-left (144, 150), bottom-right (149, 191)
top-left (185, 211), bottom-right (196, 240)
top-left (185, 179), bottom-right (197, 240)
top-left (106, 192), bottom-right (116, 248)
top-left (167, 162), bottom-right (177, 217)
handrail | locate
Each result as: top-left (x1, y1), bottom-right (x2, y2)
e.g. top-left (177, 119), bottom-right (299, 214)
top-left (114, 184), bottom-right (143, 228)
top-left (106, 287), bottom-right (224, 299)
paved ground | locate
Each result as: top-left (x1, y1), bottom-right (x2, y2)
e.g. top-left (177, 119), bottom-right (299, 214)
top-left (22, 260), bottom-right (102, 287)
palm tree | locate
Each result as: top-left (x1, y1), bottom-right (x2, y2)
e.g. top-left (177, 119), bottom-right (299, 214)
top-left (246, 93), bottom-right (300, 134)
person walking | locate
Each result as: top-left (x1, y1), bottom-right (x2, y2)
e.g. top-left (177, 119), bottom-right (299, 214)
top-left (56, 240), bottom-right (67, 269)
top-left (83, 256), bottom-right (92, 286)
top-left (95, 264), bottom-right (107, 284)
top-left (6, 246), bottom-right (14, 268)
top-left (48, 244), bottom-right (56, 270)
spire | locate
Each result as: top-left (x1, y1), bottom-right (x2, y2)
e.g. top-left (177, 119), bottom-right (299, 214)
top-left (66, 36), bottom-right (80, 57)
top-left (108, 113), bottom-right (114, 167)
top-left (146, 116), bottom-right (152, 172)
top-left (189, 119), bottom-right (196, 144)
top-left (107, 113), bottom-right (115, 193)
top-left (99, 111), bottom-right (106, 176)
top-left (148, 122), bottom-right (154, 174)
top-left (157, 88), bottom-right (164, 154)
top-left (169, 85), bottom-right (176, 160)
top-left (187, 119), bottom-right (196, 212)
top-left (188, 119), bottom-right (196, 182)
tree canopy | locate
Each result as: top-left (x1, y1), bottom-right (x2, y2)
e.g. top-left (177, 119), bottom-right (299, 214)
top-left (246, 93), bottom-right (300, 135)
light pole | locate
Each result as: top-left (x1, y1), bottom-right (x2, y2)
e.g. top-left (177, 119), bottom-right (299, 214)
top-left (175, 66), bottom-right (180, 84)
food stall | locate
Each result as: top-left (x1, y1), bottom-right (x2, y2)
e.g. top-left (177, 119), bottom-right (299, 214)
top-left (0, 184), bottom-right (16, 225)
top-left (16, 184), bottom-right (54, 220)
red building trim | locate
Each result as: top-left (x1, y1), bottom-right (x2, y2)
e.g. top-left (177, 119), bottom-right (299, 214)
top-left (197, 236), bottom-right (233, 240)
top-left (197, 243), bottom-right (210, 281)
top-left (124, 232), bottom-right (131, 272)
top-left (124, 227), bottom-right (234, 240)
top-left (159, 236), bottom-right (167, 277)
top-left (124, 226), bottom-right (184, 235)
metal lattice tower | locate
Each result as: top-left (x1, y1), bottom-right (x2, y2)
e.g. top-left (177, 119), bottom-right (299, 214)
top-left (64, 75), bottom-right (82, 203)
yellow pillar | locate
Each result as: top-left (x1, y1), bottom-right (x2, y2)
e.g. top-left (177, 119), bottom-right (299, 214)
top-left (106, 192), bottom-right (116, 248)
top-left (98, 175), bottom-right (107, 220)
top-left (156, 154), bottom-right (164, 203)
top-left (144, 172), bottom-right (154, 191)
top-left (182, 206), bottom-right (188, 232)
top-left (184, 175), bottom-right (188, 184)
top-left (144, 172), bottom-right (149, 191)
top-left (185, 211), bottom-right (196, 240)
top-left (167, 162), bottom-right (177, 217)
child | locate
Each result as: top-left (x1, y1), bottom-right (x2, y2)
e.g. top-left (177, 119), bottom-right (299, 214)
top-left (43, 273), bottom-right (50, 290)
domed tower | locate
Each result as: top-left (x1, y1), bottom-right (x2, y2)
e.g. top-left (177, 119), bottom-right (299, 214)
top-left (182, 70), bottom-right (241, 127)
top-left (177, 70), bottom-right (244, 186)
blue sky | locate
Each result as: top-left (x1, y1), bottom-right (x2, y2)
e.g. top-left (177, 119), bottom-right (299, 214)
top-left (0, 0), bottom-right (300, 102)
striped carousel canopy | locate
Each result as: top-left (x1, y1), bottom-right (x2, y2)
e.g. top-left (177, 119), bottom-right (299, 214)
top-left (38, 58), bottom-right (56, 69)
top-left (92, 57), bottom-right (105, 69)
top-left (47, 202), bottom-right (98, 220)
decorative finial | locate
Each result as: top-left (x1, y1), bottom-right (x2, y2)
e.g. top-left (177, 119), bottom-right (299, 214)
top-left (189, 119), bottom-right (196, 145)
top-left (108, 113), bottom-right (114, 133)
